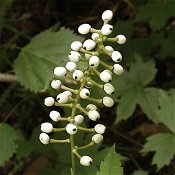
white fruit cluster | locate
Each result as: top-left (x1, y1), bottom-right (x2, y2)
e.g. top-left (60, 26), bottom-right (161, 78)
top-left (40, 9), bottom-right (126, 167)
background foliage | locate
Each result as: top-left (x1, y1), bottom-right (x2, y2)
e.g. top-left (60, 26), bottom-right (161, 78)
top-left (0, 0), bottom-right (175, 175)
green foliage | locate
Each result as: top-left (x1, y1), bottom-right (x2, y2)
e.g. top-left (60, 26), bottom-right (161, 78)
top-left (135, 1), bottom-right (175, 30)
top-left (157, 89), bottom-right (175, 133)
top-left (96, 146), bottom-right (123, 175)
top-left (0, 123), bottom-right (19, 166)
top-left (116, 54), bottom-right (159, 122)
top-left (13, 28), bottom-right (83, 92)
top-left (131, 170), bottom-right (148, 175)
top-left (142, 133), bottom-right (175, 171)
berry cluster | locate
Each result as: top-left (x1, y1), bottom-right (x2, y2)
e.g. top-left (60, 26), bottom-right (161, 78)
top-left (39, 10), bottom-right (126, 169)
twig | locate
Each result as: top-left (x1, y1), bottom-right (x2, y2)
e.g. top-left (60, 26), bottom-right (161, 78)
top-left (0, 73), bottom-right (18, 82)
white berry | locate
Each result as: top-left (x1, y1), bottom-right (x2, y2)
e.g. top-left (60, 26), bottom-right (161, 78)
top-left (73, 70), bottom-right (84, 80)
top-left (91, 33), bottom-right (100, 41)
top-left (66, 123), bottom-right (77, 135)
top-left (100, 70), bottom-right (112, 82)
top-left (83, 39), bottom-right (96, 50)
top-left (44, 97), bottom-right (55, 107)
top-left (74, 115), bottom-right (84, 124)
top-left (105, 45), bottom-right (114, 53)
top-left (103, 96), bottom-right (114, 107)
top-left (56, 93), bottom-right (69, 103)
top-left (89, 56), bottom-right (100, 67)
top-left (104, 83), bottom-right (115, 95)
top-left (51, 80), bottom-right (61, 90)
top-left (54, 67), bottom-right (67, 76)
top-left (80, 156), bottom-right (93, 166)
top-left (66, 61), bottom-right (77, 72)
top-left (80, 88), bottom-right (90, 99)
top-left (78, 24), bottom-right (91, 34)
top-left (41, 122), bottom-right (53, 133)
top-left (116, 34), bottom-right (126, 44)
top-left (71, 41), bottom-right (82, 51)
top-left (94, 124), bottom-right (106, 134)
top-left (49, 110), bottom-right (61, 122)
top-left (102, 10), bottom-right (113, 21)
top-left (86, 104), bottom-right (97, 111)
top-left (113, 64), bottom-right (123, 75)
top-left (111, 51), bottom-right (122, 62)
top-left (88, 110), bottom-right (100, 121)
top-left (92, 134), bottom-right (103, 144)
top-left (101, 24), bottom-right (113, 35)
top-left (68, 51), bottom-right (80, 62)
top-left (39, 133), bottom-right (50, 145)
top-left (63, 91), bottom-right (72, 97)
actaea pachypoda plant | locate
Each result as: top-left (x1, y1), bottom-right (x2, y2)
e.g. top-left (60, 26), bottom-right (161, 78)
top-left (39, 10), bottom-right (126, 175)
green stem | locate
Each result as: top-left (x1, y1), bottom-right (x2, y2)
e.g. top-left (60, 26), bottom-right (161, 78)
top-left (76, 104), bottom-right (88, 115)
top-left (78, 126), bottom-right (95, 132)
top-left (88, 79), bottom-right (103, 88)
top-left (53, 127), bottom-right (66, 132)
top-left (54, 103), bottom-right (73, 108)
top-left (50, 139), bottom-right (69, 143)
top-left (99, 60), bottom-right (113, 70)
top-left (86, 96), bottom-right (102, 104)
top-left (75, 142), bottom-right (94, 150)
top-left (61, 85), bottom-right (78, 94)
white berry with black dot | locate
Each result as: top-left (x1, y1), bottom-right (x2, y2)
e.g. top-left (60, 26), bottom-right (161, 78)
top-left (89, 56), bottom-right (100, 67)
top-left (80, 156), bottom-right (93, 166)
top-left (101, 24), bottom-right (113, 35)
top-left (111, 51), bottom-right (122, 62)
top-left (73, 70), bottom-right (84, 80)
top-left (39, 133), bottom-right (50, 145)
top-left (68, 51), bottom-right (80, 62)
top-left (100, 70), bottom-right (112, 82)
top-left (103, 83), bottom-right (115, 95)
top-left (66, 123), bottom-right (77, 135)
top-left (83, 39), bottom-right (96, 50)
top-left (80, 88), bottom-right (90, 99)
top-left (56, 93), bottom-right (69, 103)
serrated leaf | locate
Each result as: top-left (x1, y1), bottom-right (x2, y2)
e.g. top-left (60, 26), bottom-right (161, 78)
top-left (135, 1), bottom-right (175, 30)
top-left (13, 28), bottom-right (83, 92)
top-left (157, 89), bottom-right (175, 133)
top-left (96, 146), bottom-right (123, 175)
top-left (0, 123), bottom-right (19, 166)
top-left (142, 133), bottom-right (175, 171)
top-left (116, 55), bottom-right (158, 122)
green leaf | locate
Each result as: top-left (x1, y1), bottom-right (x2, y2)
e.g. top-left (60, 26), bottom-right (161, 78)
top-left (135, 1), bottom-right (175, 30)
top-left (0, 123), bottom-right (19, 166)
top-left (116, 55), bottom-right (158, 122)
top-left (142, 133), bottom-right (175, 171)
top-left (13, 28), bottom-right (83, 92)
top-left (157, 89), bottom-right (175, 133)
top-left (96, 146), bottom-right (123, 175)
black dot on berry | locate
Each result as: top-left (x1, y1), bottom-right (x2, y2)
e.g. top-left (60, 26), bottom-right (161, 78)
top-left (108, 79), bottom-right (112, 82)
top-left (89, 161), bottom-right (92, 165)
top-left (111, 91), bottom-right (115, 94)
top-left (75, 76), bottom-right (77, 79)
top-left (109, 27), bottom-right (113, 30)
top-left (91, 64), bottom-right (94, 66)
top-left (73, 128), bottom-right (76, 131)
top-left (83, 47), bottom-right (86, 50)
top-left (57, 98), bottom-right (60, 101)
top-left (86, 93), bottom-right (90, 96)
